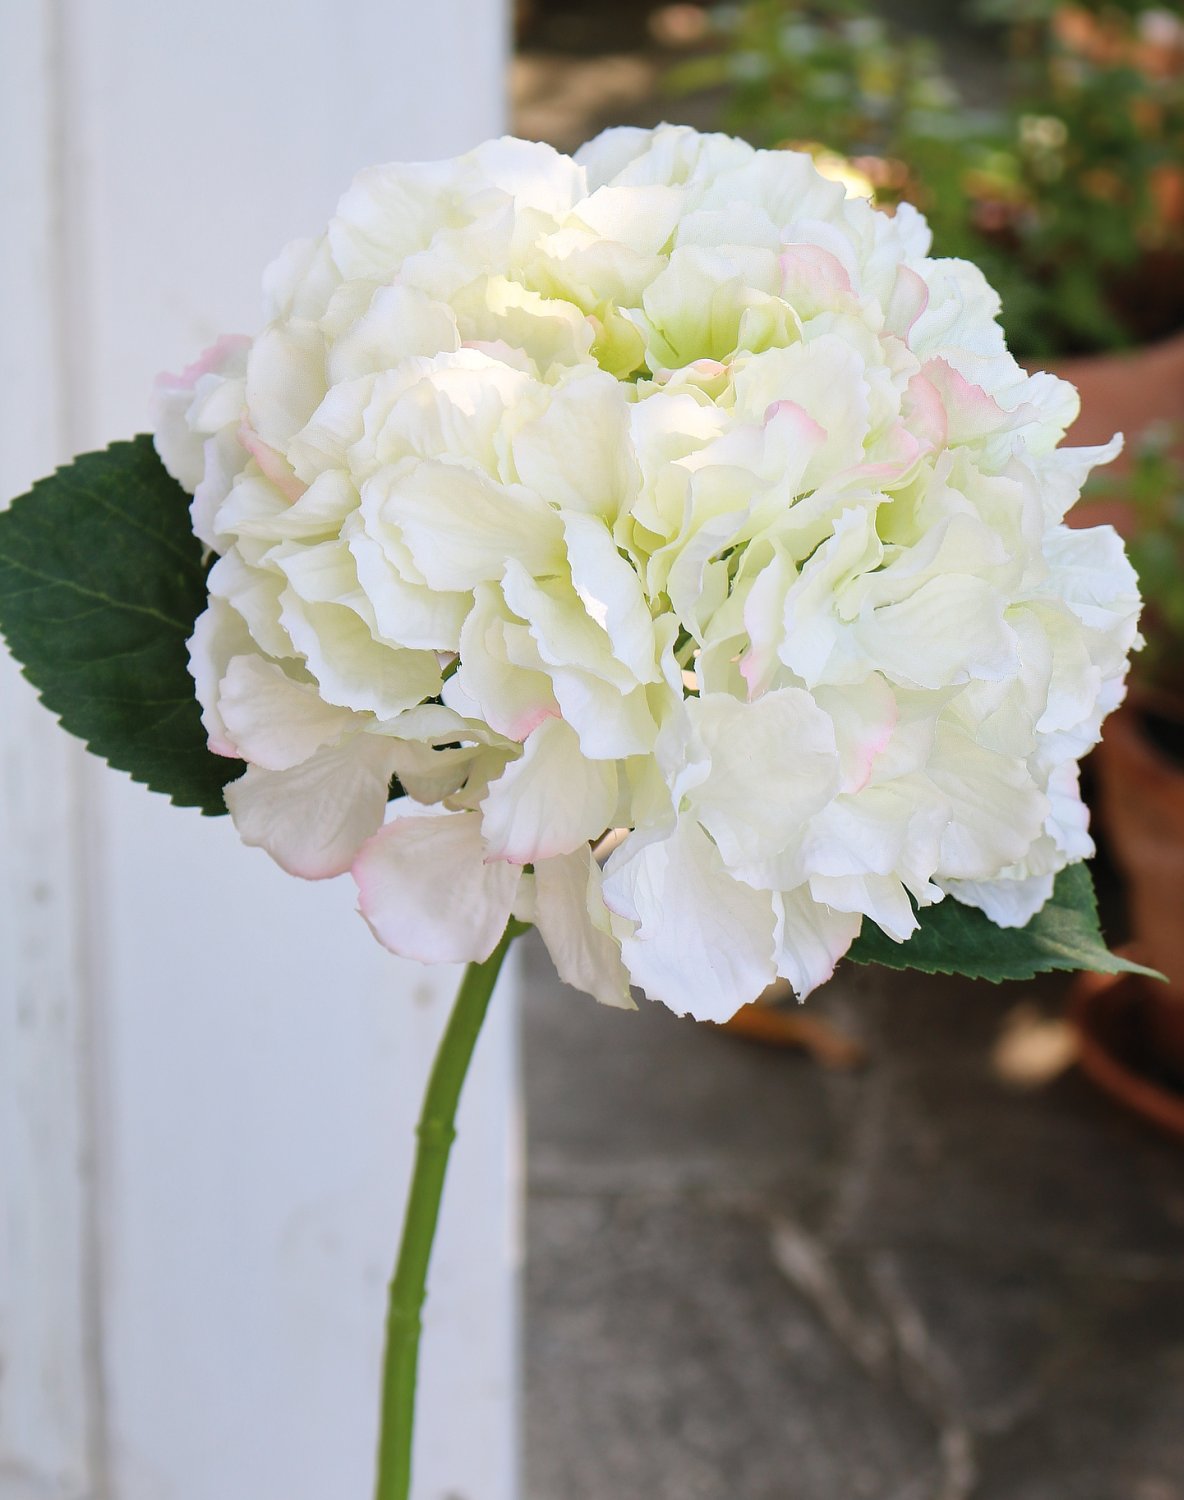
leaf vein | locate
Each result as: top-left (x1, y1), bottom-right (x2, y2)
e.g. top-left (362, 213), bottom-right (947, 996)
top-left (0, 556), bottom-right (190, 632)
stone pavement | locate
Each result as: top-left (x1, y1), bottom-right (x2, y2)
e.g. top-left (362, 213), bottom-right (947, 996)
top-left (521, 935), bottom-right (1184, 1500)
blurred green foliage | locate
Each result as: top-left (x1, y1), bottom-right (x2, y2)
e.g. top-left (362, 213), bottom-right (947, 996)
top-left (1108, 427), bottom-right (1184, 695)
top-left (667, 0), bottom-right (1184, 358)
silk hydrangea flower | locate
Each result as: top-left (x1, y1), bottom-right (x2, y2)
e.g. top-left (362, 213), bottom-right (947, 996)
top-left (156, 124), bottom-right (1141, 1025)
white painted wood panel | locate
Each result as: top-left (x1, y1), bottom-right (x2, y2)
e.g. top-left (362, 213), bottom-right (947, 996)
top-left (1, 3), bottom-right (516, 1498)
top-left (0, 4), bottom-right (100, 1495)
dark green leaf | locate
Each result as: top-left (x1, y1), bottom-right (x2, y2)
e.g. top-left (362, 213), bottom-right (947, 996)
top-left (846, 862), bottom-right (1160, 982)
top-left (0, 436), bottom-right (241, 814)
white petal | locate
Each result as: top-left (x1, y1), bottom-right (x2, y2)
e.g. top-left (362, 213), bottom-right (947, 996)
top-left (327, 157), bottom-right (457, 279)
top-left (921, 357), bottom-right (1015, 448)
top-left (188, 599), bottom-right (256, 757)
top-left (731, 335), bottom-right (870, 484)
top-left (368, 352), bottom-right (535, 472)
top-left (561, 512), bottom-right (660, 684)
top-left (638, 244), bottom-right (784, 370)
top-left (807, 872), bottom-right (919, 944)
top-left (501, 558), bottom-right (635, 691)
top-left (1038, 435), bottom-right (1123, 524)
top-left (206, 551), bottom-right (290, 658)
top-left (813, 678), bottom-right (899, 794)
top-left (943, 871), bottom-right (1055, 929)
top-left (218, 654), bottom-right (361, 770)
top-left (286, 373), bottom-right (380, 483)
top-left (695, 144), bottom-right (841, 226)
top-left (1039, 523), bottom-right (1142, 680)
top-left (480, 717), bottom-right (617, 863)
top-left (602, 820), bottom-right (777, 1022)
top-left (1027, 601), bottom-right (1101, 735)
top-left (571, 182), bottom-right (683, 254)
top-left (210, 472), bottom-right (285, 546)
top-left (512, 369), bottom-right (638, 519)
top-left (685, 689), bottom-right (840, 866)
top-left (862, 575), bottom-right (1018, 691)
top-left (278, 585), bottom-right (442, 719)
top-left (780, 507), bottom-right (883, 688)
top-left (469, 135), bottom-right (588, 215)
top-left (284, 594), bottom-right (440, 714)
top-left (547, 667), bottom-right (659, 759)
top-left (739, 545), bottom-right (796, 699)
top-left (446, 583), bottom-right (560, 741)
top-left (387, 741), bottom-right (495, 810)
top-left (773, 887), bottom-right (861, 999)
top-left (263, 235), bottom-right (340, 322)
top-left (353, 807), bottom-right (521, 964)
top-left (348, 523), bottom-right (470, 652)
top-left (574, 125), bottom-right (660, 189)
top-left (224, 735), bottom-right (399, 879)
top-left (236, 470), bottom-right (357, 544)
top-left (327, 284), bottom-right (459, 383)
top-left (533, 847), bottom-right (634, 1009)
top-left (245, 319), bottom-right (327, 451)
top-left (909, 258), bottom-right (1005, 366)
top-left (1045, 761), bottom-right (1093, 863)
top-left (153, 335), bottom-right (250, 492)
top-left (192, 425), bottom-right (251, 551)
top-left (384, 460), bottom-right (564, 592)
top-left (796, 780), bottom-right (947, 898)
top-left (929, 724), bottom-right (1049, 879)
top-left (450, 275), bottom-right (595, 373)
top-left (380, 701), bottom-right (502, 747)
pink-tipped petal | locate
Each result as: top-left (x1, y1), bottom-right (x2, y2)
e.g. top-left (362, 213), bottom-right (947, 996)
top-left (236, 420), bottom-right (307, 502)
top-left (155, 333), bottom-right (252, 393)
top-left (779, 242), bottom-right (854, 312)
top-left (353, 809), bottom-right (521, 964)
top-left (922, 358), bottom-right (1014, 446)
top-left (902, 372), bottom-right (948, 452)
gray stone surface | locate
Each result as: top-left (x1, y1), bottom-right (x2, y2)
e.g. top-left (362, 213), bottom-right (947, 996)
top-left (521, 933), bottom-right (1184, 1500)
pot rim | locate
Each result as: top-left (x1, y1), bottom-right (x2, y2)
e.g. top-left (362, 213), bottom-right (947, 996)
top-left (1070, 955), bottom-right (1184, 1141)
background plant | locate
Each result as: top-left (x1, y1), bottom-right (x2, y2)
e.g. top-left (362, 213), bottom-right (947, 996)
top-left (669, 0), bottom-right (1184, 357)
top-left (1086, 423), bottom-right (1184, 701)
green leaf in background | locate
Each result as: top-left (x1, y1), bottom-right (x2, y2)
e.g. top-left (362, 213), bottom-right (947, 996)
top-left (0, 436), bottom-right (241, 815)
top-left (846, 862), bottom-right (1159, 982)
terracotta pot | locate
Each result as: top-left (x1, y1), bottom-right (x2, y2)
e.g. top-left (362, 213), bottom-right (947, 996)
top-left (1091, 694), bottom-right (1184, 1080)
top-left (1030, 328), bottom-right (1184, 533)
top-left (1070, 960), bottom-right (1184, 1140)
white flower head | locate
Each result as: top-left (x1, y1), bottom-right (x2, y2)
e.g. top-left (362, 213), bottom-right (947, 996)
top-left (156, 125), bottom-right (1140, 1022)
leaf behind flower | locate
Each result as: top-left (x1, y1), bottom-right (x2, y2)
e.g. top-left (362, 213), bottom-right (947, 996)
top-left (0, 436), bottom-right (241, 815)
top-left (845, 863), bottom-right (1161, 982)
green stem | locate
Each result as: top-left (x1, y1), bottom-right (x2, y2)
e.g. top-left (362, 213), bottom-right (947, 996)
top-left (373, 919), bottom-right (526, 1500)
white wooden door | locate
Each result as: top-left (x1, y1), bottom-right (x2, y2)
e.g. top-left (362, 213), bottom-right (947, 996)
top-left (0, 5), bottom-right (517, 1499)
